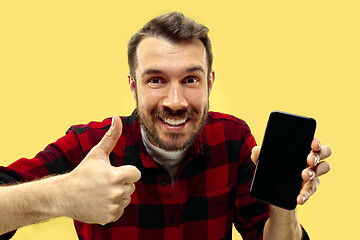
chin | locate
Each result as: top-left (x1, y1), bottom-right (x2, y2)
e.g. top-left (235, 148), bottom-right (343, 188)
top-left (157, 134), bottom-right (190, 151)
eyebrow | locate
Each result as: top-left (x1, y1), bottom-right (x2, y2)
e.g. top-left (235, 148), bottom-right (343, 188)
top-left (185, 66), bottom-right (205, 74)
top-left (142, 69), bottom-right (164, 78)
top-left (142, 66), bottom-right (205, 78)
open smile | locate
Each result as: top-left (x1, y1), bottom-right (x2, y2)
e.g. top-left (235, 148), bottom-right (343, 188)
top-left (159, 117), bottom-right (189, 129)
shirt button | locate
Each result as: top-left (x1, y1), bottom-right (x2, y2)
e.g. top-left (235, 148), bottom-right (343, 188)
top-left (161, 180), bottom-right (167, 187)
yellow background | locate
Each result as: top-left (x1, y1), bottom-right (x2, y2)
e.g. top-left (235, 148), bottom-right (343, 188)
top-left (0, 0), bottom-right (358, 239)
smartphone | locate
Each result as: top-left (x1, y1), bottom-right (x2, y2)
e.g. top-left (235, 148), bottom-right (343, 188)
top-left (250, 111), bottom-right (317, 210)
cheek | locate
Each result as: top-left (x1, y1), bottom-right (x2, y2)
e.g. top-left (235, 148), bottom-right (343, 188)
top-left (187, 90), bottom-right (209, 111)
top-left (137, 89), bottom-right (162, 112)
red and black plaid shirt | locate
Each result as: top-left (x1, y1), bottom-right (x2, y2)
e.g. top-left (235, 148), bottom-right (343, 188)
top-left (0, 111), bottom-right (309, 240)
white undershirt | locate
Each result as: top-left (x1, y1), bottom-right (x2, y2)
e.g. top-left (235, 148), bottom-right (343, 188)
top-left (141, 126), bottom-right (188, 186)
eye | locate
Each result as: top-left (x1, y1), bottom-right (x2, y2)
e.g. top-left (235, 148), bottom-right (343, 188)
top-left (148, 78), bottom-right (162, 84)
top-left (183, 77), bottom-right (199, 84)
top-left (147, 77), bottom-right (166, 88)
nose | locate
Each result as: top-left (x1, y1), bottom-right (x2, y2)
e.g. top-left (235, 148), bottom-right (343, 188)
top-left (162, 83), bottom-right (188, 111)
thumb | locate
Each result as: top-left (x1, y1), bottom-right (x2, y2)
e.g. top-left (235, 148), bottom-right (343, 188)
top-left (251, 146), bottom-right (261, 165)
top-left (94, 116), bottom-right (123, 156)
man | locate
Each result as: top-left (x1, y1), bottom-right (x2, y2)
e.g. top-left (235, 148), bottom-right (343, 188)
top-left (0, 12), bottom-right (331, 239)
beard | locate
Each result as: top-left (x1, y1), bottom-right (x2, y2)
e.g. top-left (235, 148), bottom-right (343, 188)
top-left (136, 100), bottom-right (209, 152)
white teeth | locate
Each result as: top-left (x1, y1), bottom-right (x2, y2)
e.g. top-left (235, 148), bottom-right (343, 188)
top-left (163, 118), bottom-right (187, 126)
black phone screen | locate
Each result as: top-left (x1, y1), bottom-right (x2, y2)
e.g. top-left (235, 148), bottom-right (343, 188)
top-left (250, 111), bottom-right (316, 210)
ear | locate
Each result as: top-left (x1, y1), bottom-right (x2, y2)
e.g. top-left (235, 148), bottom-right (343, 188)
top-left (208, 70), bottom-right (215, 95)
top-left (128, 73), bottom-right (137, 101)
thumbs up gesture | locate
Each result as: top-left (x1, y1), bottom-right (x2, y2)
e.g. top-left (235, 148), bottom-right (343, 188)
top-left (62, 116), bottom-right (141, 225)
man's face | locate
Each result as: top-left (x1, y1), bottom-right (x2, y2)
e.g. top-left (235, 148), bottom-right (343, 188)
top-left (129, 37), bottom-right (214, 151)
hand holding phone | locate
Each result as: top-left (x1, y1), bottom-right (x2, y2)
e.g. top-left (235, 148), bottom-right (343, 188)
top-left (250, 111), bottom-right (317, 210)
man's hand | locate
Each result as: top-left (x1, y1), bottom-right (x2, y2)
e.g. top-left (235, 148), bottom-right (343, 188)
top-left (62, 116), bottom-right (141, 225)
top-left (252, 139), bottom-right (332, 239)
top-left (251, 138), bottom-right (332, 205)
top-left (297, 138), bottom-right (332, 204)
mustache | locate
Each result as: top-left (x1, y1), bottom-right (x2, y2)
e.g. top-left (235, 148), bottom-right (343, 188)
top-left (152, 107), bottom-right (198, 120)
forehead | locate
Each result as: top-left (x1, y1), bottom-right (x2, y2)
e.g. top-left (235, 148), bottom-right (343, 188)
top-left (135, 37), bottom-right (207, 76)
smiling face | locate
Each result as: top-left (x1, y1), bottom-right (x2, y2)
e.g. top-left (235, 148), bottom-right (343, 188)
top-left (129, 37), bottom-right (214, 151)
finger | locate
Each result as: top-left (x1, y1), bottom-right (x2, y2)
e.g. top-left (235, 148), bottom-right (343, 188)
top-left (319, 145), bottom-right (333, 161)
top-left (114, 165), bottom-right (141, 184)
top-left (302, 161), bottom-right (331, 181)
top-left (121, 183), bottom-right (136, 197)
top-left (302, 167), bottom-right (315, 181)
top-left (297, 178), bottom-right (320, 204)
top-left (124, 183), bottom-right (136, 196)
top-left (251, 146), bottom-right (261, 165)
top-left (314, 161), bottom-right (331, 177)
top-left (121, 196), bottom-right (132, 209)
top-left (307, 143), bottom-right (332, 167)
top-left (111, 183), bottom-right (136, 201)
top-left (307, 151), bottom-right (320, 167)
top-left (311, 138), bottom-right (321, 152)
top-left (95, 116), bottom-right (123, 156)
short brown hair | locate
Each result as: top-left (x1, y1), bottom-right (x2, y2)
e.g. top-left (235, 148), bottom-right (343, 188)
top-left (127, 12), bottom-right (213, 80)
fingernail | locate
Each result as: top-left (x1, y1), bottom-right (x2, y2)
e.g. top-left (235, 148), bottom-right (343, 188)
top-left (111, 116), bottom-right (115, 129)
top-left (302, 195), bottom-right (306, 203)
top-left (315, 155), bottom-right (319, 164)
top-left (309, 170), bottom-right (314, 179)
top-left (312, 154), bottom-right (318, 165)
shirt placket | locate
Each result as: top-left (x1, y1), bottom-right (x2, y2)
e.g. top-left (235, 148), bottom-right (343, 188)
top-left (156, 161), bottom-right (189, 240)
